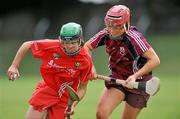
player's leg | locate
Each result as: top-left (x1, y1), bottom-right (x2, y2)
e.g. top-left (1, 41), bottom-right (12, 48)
top-left (48, 103), bottom-right (66, 119)
top-left (96, 87), bottom-right (125, 119)
top-left (43, 111), bottom-right (49, 119)
top-left (25, 105), bottom-right (47, 119)
top-left (27, 80), bottom-right (59, 119)
top-left (121, 92), bottom-right (149, 119)
top-left (121, 102), bottom-right (142, 119)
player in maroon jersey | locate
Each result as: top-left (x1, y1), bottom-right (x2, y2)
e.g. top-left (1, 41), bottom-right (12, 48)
top-left (7, 22), bottom-right (93, 119)
top-left (85, 5), bottom-right (160, 119)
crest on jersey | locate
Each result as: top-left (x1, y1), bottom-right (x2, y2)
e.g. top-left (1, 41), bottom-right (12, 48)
top-left (53, 53), bottom-right (60, 59)
top-left (119, 47), bottom-right (125, 56)
top-left (74, 62), bottom-right (81, 68)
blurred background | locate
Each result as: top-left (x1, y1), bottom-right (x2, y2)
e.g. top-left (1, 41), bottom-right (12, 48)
top-left (0, 0), bottom-right (180, 74)
top-left (0, 0), bottom-right (180, 119)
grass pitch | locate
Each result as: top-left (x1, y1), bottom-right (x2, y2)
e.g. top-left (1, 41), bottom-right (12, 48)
top-left (0, 75), bottom-right (179, 119)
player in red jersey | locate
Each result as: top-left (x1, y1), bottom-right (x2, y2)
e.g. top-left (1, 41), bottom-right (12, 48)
top-left (7, 22), bottom-right (93, 119)
top-left (84, 5), bottom-right (160, 119)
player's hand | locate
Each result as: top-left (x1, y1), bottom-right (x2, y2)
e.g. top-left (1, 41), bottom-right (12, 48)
top-left (66, 105), bottom-right (75, 118)
top-left (7, 65), bottom-right (20, 81)
top-left (124, 75), bottom-right (137, 89)
top-left (89, 72), bottom-right (98, 80)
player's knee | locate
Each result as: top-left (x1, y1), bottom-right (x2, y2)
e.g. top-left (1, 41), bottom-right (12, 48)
top-left (25, 113), bottom-right (34, 119)
top-left (96, 108), bottom-right (109, 119)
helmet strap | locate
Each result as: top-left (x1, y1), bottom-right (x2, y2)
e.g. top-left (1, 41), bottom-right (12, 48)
top-left (124, 22), bottom-right (130, 34)
top-left (78, 38), bottom-right (84, 46)
top-left (78, 39), bottom-right (82, 46)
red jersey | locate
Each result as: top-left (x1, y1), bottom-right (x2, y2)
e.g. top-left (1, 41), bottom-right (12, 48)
top-left (89, 26), bottom-right (151, 80)
top-left (31, 39), bottom-right (92, 92)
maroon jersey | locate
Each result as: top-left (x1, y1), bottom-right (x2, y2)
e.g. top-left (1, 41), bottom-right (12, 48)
top-left (89, 26), bottom-right (151, 80)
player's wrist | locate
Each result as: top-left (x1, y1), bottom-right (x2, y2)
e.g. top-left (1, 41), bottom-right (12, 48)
top-left (72, 100), bottom-right (79, 107)
top-left (133, 73), bottom-right (140, 80)
top-left (11, 63), bottom-right (19, 69)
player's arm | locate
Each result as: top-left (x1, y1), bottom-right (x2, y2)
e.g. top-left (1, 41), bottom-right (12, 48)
top-left (67, 81), bottom-right (88, 117)
top-left (84, 30), bottom-right (107, 80)
top-left (124, 48), bottom-right (160, 88)
top-left (84, 40), bottom-right (94, 54)
top-left (72, 54), bottom-right (94, 106)
top-left (134, 48), bottom-right (160, 79)
top-left (73, 80), bottom-right (88, 107)
top-left (84, 41), bottom-right (98, 80)
top-left (7, 41), bottom-right (32, 80)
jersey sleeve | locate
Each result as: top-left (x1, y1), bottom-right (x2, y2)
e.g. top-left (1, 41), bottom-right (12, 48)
top-left (89, 28), bottom-right (108, 49)
top-left (80, 54), bottom-right (93, 82)
top-left (127, 27), bottom-right (151, 56)
top-left (31, 39), bottom-right (60, 58)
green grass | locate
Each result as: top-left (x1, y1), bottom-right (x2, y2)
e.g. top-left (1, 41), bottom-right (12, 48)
top-left (0, 75), bottom-right (180, 119)
top-left (0, 76), bottom-right (38, 119)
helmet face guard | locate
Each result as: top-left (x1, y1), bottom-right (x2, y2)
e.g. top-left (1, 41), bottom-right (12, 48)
top-left (60, 35), bottom-right (80, 42)
top-left (104, 5), bottom-right (130, 33)
top-left (59, 22), bottom-right (84, 56)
